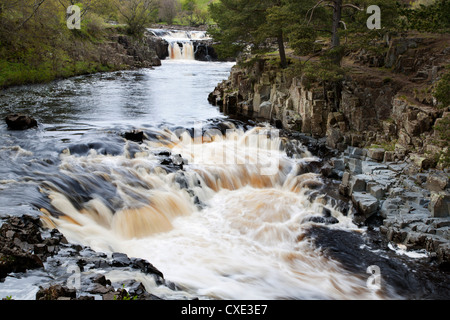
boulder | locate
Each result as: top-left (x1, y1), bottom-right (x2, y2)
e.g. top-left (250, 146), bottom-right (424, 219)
top-left (426, 174), bottom-right (449, 192)
top-left (367, 148), bottom-right (385, 162)
top-left (349, 174), bottom-right (369, 194)
top-left (122, 130), bottom-right (145, 142)
top-left (258, 101), bottom-right (272, 120)
top-left (36, 285), bottom-right (77, 300)
top-left (5, 114), bottom-right (38, 130)
top-left (429, 193), bottom-right (450, 218)
top-left (352, 192), bottom-right (379, 218)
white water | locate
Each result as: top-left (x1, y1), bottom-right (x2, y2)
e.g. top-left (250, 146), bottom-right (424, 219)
top-left (0, 51), bottom-right (400, 300)
top-left (149, 28), bottom-right (210, 60)
top-left (39, 126), bottom-right (386, 300)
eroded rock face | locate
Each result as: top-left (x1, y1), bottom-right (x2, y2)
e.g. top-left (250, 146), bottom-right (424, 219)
top-left (208, 34), bottom-right (449, 167)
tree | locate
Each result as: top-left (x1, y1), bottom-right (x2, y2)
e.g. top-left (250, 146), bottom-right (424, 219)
top-left (304, 0), bottom-right (400, 65)
top-left (180, 0), bottom-right (197, 25)
top-left (208, 0), bottom-right (293, 68)
top-left (113, 0), bottom-right (158, 36)
top-left (158, 0), bottom-right (181, 24)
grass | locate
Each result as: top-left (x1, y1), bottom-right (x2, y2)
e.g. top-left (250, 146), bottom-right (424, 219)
top-left (369, 140), bottom-right (397, 152)
top-left (0, 58), bottom-right (120, 89)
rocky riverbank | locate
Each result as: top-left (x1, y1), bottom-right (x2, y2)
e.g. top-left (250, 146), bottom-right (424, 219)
top-left (208, 32), bottom-right (450, 270)
top-left (0, 215), bottom-right (172, 300)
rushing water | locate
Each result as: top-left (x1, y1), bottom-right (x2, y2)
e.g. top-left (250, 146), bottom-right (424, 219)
top-left (1, 47), bottom-right (445, 300)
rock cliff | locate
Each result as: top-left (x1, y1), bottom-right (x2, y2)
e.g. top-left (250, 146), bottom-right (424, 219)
top-left (209, 33), bottom-right (450, 169)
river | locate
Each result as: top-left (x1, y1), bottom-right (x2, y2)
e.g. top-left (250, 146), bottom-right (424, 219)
top-left (0, 32), bottom-right (446, 300)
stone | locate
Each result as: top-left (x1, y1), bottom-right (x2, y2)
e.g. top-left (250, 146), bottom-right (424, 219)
top-left (426, 174), bottom-right (448, 192)
top-left (111, 252), bottom-right (131, 267)
top-left (258, 101), bottom-right (272, 120)
top-left (367, 148), bottom-right (385, 162)
top-left (384, 151), bottom-right (395, 162)
top-left (429, 193), bottom-right (450, 218)
top-left (352, 192), bottom-right (379, 217)
top-left (362, 161), bottom-right (388, 174)
top-left (349, 174), bottom-right (368, 194)
top-left (36, 285), bottom-right (77, 300)
top-left (368, 184), bottom-right (385, 200)
top-left (346, 157), bottom-right (363, 174)
top-left (409, 153), bottom-right (434, 170)
top-left (5, 114), bottom-right (38, 130)
top-left (346, 146), bottom-right (367, 160)
top-left (123, 130), bottom-right (144, 142)
top-left (331, 158), bottom-right (345, 172)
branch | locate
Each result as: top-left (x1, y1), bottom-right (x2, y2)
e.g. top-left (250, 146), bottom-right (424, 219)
top-left (15, 0), bottom-right (46, 31)
top-left (307, 0), bottom-right (337, 25)
top-left (342, 4), bottom-right (364, 11)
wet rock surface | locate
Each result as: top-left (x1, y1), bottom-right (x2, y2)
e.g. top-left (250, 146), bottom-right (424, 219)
top-left (324, 145), bottom-right (450, 269)
top-left (0, 215), bottom-right (176, 300)
top-left (5, 114), bottom-right (38, 130)
top-left (307, 226), bottom-right (450, 299)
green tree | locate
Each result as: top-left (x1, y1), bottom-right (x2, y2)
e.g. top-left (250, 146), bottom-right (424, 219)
top-left (209, 0), bottom-right (297, 68)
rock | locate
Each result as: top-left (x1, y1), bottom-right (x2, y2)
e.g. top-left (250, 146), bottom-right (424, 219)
top-left (429, 193), bottom-right (450, 218)
top-left (111, 252), bottom-right (131, 267)
top-left (426, 174), bottom-right (449, 192)
top-left (123, 130), bottom-right (145, 143)
top-left (384, 151), bottom-right (395, 162)
top-left (131, 257), bottom-right (164, 281)
top-left (5, 114), bottom-right (38, 130)
top-left (409, 153), bottom-right (434, 170)
top-left (346, 158), bottom-right (363, 174)
top-left (36, 285), bottom-right (77, 300)
top-left (258, 101), bottom-right (272, 120)
top-left (331, 158), bottom-right (345, 172)
top-left (352, 192), bottom-right (379, 218)
top-left (346, 146), bottom-right (367, 160)
top-left (320, 163), bottom-right (333, 177)
top-left (367, 148), bottom-right (385, 162)
top-left (304, 215), bottom-right (339, 225)
top-left (349, 174), bottom-right (368, 194)
top-left (368, 183), bottom-right (385, 200)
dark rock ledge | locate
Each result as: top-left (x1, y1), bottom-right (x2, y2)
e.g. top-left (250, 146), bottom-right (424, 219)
top-left (0, 215), bottom-right (178, 300)
top-left (319, 144), bottom-right (450, 269)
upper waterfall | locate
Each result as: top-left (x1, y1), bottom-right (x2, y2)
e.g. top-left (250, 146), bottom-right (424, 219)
top-left (148, 28), bottom-right (215, 61)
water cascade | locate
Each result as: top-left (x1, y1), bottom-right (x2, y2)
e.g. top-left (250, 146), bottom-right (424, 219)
top-left (149, 29), bottom-right (211, 60)
top-left (37, 123), bottom-right (394, 300)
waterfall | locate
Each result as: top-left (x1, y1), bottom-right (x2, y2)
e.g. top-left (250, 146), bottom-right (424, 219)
top-left (149, 28), bottom-right (210, 61)
top-left (37, 123), bottom-right (391, 300)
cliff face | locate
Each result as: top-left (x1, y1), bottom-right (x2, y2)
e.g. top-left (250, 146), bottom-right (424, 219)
top-left (209, 34), bottom-right (450, 169)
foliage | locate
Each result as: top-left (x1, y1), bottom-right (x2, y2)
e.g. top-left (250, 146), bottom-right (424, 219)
top-left (433, 66), bottom-right (450, 109)
top-left (112, 0), bottom-right (158, 36)
top-left (0, 0), bottom-right (140, 88)
top-left (158, 0), bottom-right (182, 25)
top-left (433, 113), bottom-right (450, 168)
top-left (397, 0), bottom-right (450, 32)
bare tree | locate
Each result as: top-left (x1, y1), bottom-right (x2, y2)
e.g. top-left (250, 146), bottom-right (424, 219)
top-left (113, 0), bottom-right (158, 36)
top-left (57, 0), bottom-right (94, 18)
top-left (158, 0), bottom-right (181, 25)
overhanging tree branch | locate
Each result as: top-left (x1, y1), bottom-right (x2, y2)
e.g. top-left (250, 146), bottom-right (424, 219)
top-left (16, 0), bottom-right (46, 31)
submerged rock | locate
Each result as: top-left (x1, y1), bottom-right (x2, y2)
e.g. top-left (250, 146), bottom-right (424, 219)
top-left (5, 114), bottom-right (38, 130)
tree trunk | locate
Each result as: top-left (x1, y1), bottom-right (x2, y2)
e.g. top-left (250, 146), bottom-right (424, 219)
top-left (331, 0), bottom-right (342, 65)
top-left (277, 29), bottom-right (287, 69)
